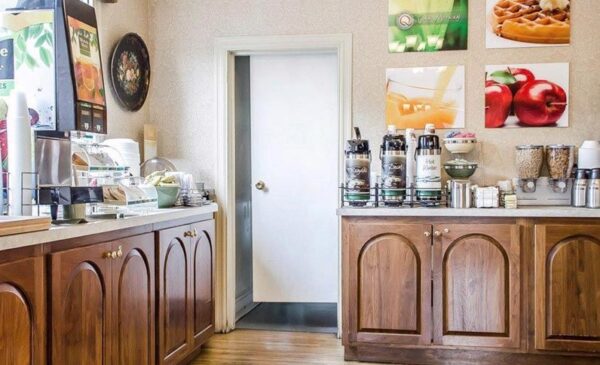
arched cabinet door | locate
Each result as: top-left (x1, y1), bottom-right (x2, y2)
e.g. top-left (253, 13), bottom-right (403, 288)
top-left (191, 220), bottom-right (215, 347)
top-left (345, 221), bottom-right (432, 346)
top-left (51, 244), bottom-right (112, 365)
top-left (158, 225), bottom-right (192, 365)
top-left (535, 224), bottom-right (600, 353)
top-left (111, 234), bottom-right (155, 365)
top-left (433, 224), bottom-right (520, 348)
top-left (0, 257), bottom-right (45, 365)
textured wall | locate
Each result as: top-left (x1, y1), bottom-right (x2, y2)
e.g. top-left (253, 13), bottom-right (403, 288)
top-left (148, 0), bottom-right (600, 187)
top-left (96, 0), bottom-right (150, 142)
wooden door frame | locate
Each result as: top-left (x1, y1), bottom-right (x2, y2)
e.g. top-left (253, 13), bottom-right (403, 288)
top-left (214, 34), bottom-right (353, 333)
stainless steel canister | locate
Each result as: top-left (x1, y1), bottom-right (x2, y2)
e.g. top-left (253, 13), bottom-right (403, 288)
top-left (572, 169), bottom-right (588, 207)
top-left (450, 180), bottom-right (472, 208)
top-left (586, 168), bottom-right (600, 208)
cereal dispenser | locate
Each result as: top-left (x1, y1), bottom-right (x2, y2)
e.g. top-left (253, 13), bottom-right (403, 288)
top-left (546, 144), bottom-right (574, 193)
top-left (515, 145), bottom-right (544, 193)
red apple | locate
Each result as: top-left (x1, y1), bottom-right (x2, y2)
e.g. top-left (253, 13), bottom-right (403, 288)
top-left (485, 80), bottom-right (512, 128)
top-left (514, 80), bottom-right (567, 127)
top-left (507, 68), bottom-right (535, 95)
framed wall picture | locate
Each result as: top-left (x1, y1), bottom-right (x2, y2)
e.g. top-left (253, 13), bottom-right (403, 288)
top-left (110, 33), bottom-right (150, 111)
top-left (485, 63), bottom-right (569, 128)
top-left (486, 0), bottom-right (570, 49)
top-left (389, 0), bottom-right (468, 53)
top-left (386, 65), bottom-right (465, 130)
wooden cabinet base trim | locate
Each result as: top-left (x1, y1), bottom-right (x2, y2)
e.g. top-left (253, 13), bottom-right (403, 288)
top-left (193, 324), bottom-right (214, 348)
top-left (345, 345), bottom-right (600, 365)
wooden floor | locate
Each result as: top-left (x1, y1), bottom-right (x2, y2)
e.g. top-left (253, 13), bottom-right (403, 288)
top-left (190, 329), bottom-right (378, 364)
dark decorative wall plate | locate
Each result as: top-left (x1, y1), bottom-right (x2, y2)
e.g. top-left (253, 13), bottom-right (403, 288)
top-left (110, 33), bottom-right (150, 111)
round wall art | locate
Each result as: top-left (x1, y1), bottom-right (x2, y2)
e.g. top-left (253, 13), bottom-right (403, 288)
top-left (110, 33), bottom-right (150, 111)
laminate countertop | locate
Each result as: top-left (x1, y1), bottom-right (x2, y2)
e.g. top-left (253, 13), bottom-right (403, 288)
top-left (0, 204), bottom-right (218, 252)
top-left (337, 206), bottom-right (600, 218)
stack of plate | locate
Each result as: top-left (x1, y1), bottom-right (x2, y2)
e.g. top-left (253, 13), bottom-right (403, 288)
top-left (103, 139), bottom-right (141, 176)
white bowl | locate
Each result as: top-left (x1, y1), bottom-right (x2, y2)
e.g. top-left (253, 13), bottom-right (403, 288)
top-left (444, 138), bottom-right (477, 154)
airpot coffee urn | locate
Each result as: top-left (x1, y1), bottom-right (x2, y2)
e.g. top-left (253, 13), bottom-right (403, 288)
top-left (380, 125), bottom-right (406, 206)
top-left (345, 127), bottom-right (371, 206)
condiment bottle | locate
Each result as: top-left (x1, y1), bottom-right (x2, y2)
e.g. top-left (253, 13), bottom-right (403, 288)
top-left (380, 125), bottom-right (406, 206)
top-left (415, 124), bottom-right (442, 202)
top-left (345, 127), bottom-right (371, 206)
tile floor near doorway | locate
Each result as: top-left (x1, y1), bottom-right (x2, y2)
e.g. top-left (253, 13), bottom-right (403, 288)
top-left (236, 303), bottom-right (338, 334)
top-left (190, 330), bottom-right (377, 365)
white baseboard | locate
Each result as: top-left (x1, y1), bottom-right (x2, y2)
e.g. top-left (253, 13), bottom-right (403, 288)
top-left (235, 288), bottom-right (258, 321)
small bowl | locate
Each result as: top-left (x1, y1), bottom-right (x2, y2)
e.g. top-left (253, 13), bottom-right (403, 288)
top-left (444, 138), bottom-right (477, 154)
top-left (444, 161), bottom-right (478, 179)
top-left (156, 186), bottom-right (180, 208)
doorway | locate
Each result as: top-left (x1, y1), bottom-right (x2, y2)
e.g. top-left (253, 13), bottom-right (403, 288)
top-left (233, 52), bottom-right (339, 333)
top-left (214, 34), bottom-right (352, 334)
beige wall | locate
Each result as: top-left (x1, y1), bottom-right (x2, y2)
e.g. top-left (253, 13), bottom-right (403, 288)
top-left (147, 0), bottom-right (600, 187)
top-left (96, 0), bottom-right (150, 142)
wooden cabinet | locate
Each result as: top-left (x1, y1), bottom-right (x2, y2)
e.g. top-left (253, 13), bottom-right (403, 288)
top-left (158, 221), bottom-right (215, 365)
top-left (190, 220), bottom-right (215, 347)
top-left (51, 234), bottom-right (155, 365)
top-left (534, 224), bottom-right (600, 353)
top-left (111, 235), bottom-right (156, 365)
top-left (158, 225), bottom-right (193, 365)
top-left (345, 220), bottom-right (432, 346)
top-left (432, 224), bottom-right (520, 348)
top-left (0, 257), bottom-right (45, 365)
top-left (344, 220), bottom-right (521, 350)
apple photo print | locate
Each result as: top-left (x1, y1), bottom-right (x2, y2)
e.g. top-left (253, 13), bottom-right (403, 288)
top-left (485, 63), bottom-right (569, 128)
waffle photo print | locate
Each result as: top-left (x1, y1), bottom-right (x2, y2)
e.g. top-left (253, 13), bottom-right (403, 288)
top-left (486, 0), bottom-right (570, 48)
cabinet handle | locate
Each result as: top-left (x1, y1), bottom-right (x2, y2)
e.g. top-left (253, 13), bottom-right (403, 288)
top-left (424, 231), bottom-right (431, 237)
top-left (193, 228), bottom-right (198, 237)
top-left (103, 251), bottom-right (113, 259)
top-left (110, 251), bottom-right (117, 259)
top-left (184, 230), bottom-right (194, 238)
top-left (443, 228), bottom-right (450, 234)
top-left (116, 246), bottom-right (123, 258)
top-left (433, 231), bottom-right (442, 237)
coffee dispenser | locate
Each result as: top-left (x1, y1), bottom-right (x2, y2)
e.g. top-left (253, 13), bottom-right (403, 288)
top-left (344, 127), bottom-right (371, 206)
top-left (415, 124), bottom-right (442, 202)
top-left (380, 125), bottom-right (406, 206)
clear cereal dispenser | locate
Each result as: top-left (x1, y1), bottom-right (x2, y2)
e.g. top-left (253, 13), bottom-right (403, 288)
top-left (515, 145), bottom-right (544, 193)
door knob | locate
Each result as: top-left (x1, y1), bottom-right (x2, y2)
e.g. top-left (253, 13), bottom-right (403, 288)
top-left (255, 181), bottom-right (266, 191)
top-left (424, 231), bottom-right (431, 237)
top-left (433, 231), bottom-right (442, 237)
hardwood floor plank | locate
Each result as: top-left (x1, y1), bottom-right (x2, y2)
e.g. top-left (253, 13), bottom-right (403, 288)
top-left (190, 330), bottom-right (379, 364)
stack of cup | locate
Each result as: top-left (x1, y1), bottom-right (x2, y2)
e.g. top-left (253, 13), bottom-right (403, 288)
top-left (103, 139), bottom-right (141, 177)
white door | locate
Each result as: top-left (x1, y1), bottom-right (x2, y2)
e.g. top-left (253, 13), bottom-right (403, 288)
top-left (250, 53), bottom-right (339, 303)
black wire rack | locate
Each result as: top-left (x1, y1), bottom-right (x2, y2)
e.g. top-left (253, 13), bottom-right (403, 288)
top-left (339, 184), bottom-right (448, 208)
top-left (0, 171), bottom-right (42, 216)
